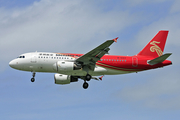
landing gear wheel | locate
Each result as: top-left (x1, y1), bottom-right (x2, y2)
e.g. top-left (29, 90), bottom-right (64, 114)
top-left (85, 74), bottom-right (91, 81)
top-left (83, 82), bottom-right (89, 89)
top-left (31, 78), bottom-right (35, 82)
top-left (31, 72), bottom-right (36, 82)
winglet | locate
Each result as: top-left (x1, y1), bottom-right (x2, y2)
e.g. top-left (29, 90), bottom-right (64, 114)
top-left (99, 76), bottom-right (104, 81)
top-left (113, 37), bottom-right (118, 42)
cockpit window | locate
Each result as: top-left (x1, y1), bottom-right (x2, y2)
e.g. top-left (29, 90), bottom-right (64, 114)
top-left (18, 56), bottom-right (25, 58)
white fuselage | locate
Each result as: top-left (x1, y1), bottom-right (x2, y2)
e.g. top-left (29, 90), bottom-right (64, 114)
top-left (9, 52), bottom-right (129, 76)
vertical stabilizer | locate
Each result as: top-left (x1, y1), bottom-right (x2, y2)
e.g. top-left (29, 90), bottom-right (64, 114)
top-left (137, 30), bottom-right (169, 58)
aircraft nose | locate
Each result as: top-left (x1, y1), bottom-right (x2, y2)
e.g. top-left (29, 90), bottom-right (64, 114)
top-left (9, 60), bottom-right (17, 68)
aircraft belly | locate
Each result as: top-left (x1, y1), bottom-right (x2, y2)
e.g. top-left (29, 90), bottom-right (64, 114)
top-left (92, 66), bottom-right (133, 76)
top-left (21, 61), bottom-right (134, 76)
top-left (56, 69), bottom-right (86, 76)
top-left (55, 66), bottom-right (133, 76)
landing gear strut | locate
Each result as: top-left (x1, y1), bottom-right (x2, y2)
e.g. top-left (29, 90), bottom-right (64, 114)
top-left (31, 72), bottom-right (36, 82)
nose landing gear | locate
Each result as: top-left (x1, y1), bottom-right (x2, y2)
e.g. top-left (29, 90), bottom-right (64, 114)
top-left (31, 72), bottom-right (36, 82)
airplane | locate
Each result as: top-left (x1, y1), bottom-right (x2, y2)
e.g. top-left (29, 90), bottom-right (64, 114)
top-left (9, 30), bottom-right (172, 89)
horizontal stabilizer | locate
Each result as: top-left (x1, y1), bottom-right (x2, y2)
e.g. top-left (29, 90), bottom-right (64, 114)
top-left (148, 53), bottom-right (172, 65)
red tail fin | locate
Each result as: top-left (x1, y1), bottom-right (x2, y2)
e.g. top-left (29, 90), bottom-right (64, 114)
top-left (137, 30), bottom-right (169, 58)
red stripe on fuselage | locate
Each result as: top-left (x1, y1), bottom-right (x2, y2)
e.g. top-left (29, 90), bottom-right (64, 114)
top-left (96, 62), bottom-right (143, 72)
top-left (56, 53), bottom-right (171, 71)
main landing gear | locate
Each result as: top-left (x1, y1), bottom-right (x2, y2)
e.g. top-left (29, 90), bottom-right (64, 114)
top-left (83, 82), bottom-right (89, 89)
top-left (85, 74), bottom-right (91, 81)
top-left (82, 74), bottom-right (91, 89)
top-left (31, 72), bottom-right (36, 82)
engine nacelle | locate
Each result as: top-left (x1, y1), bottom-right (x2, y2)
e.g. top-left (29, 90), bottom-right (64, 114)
top-left (54, 74), bottom-right (78, 85)
top-left (53, 61), bottom-right (82, 71)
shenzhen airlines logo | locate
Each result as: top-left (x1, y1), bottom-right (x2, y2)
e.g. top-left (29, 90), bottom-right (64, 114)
top-left (150, 41), bottom-right (163, 56)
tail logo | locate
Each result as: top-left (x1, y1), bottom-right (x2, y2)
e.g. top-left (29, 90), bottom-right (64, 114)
top-left (150, 41), bottom-right (163, 56)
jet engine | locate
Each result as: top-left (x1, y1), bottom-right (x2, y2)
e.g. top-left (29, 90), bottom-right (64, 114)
top-left (53, 61), bottom-right (82, 71)
top-left (54, 74), bottom-right (78, 85)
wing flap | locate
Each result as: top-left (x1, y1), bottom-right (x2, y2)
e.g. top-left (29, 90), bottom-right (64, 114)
top-left (148, 53), bottom-right (172, 65)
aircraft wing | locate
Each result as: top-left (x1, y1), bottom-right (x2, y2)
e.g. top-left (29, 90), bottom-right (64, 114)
top-left (76, 37), bottom-right (118, 71)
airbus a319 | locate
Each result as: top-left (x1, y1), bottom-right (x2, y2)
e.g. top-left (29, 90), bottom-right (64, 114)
top-left (9, 30), bottom-right (172, 89)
